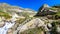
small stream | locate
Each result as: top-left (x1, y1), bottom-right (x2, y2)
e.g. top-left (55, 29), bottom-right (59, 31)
top-left (0, 14), bottom-right (17, 34)
top-left (0, 21), bottom-right (15, 34)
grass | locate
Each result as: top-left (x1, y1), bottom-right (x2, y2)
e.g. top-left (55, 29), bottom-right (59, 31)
top-left (20, 27), bottom-right (44, 34)
top-left (16, 18), bottom-right (26, 24)
top-left (0, 10), bottom-right (12, 19)
top-left (49, 7), bottom-right (58, 11)
top-left (55, 11), bottom-right (60, 16)
top-left (50, 21), bottom-right (60, 34)
top-left (16, 16), bottom-right (35, 25)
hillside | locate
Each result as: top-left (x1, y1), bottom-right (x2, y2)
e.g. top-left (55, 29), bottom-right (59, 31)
top-left (0, 3), bottom-right (60, 34)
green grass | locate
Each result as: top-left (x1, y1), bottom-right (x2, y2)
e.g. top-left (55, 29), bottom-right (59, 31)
top-left (16, 18), bottom-right (26, 24)
top-left (55, 11), bottom-right (60, 16)
top-left (0, 10), bottom-right (12, 19)
top-left (49, 7), bottom-right (57, 10)
top-left (20, 27), bottom-right (44, 34)
top-left (16, 17), bottom-right (34, 24)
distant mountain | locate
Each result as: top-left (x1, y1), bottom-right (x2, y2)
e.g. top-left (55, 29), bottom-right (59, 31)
top-left (35, 4), bottom-right (53, 16)
top-left (35, 4), bottom-right (59, 17)
top-left (0, 3), bottom-right (37, 19)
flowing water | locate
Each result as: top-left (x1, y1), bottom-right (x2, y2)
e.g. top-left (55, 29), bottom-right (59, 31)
top-left (0, 21), bottom-right (15, 34)
top-left (0, 14), bottom-right (17, 34)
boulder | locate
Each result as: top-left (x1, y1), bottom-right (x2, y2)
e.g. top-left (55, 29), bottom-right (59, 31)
top-left (7, 29), bottom-right (13, 34)
top-left (0, 21), bottom-right (5, 27)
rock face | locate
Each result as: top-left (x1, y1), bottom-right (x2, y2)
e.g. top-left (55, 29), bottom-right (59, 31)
top-left (35, 4), bottom-right (56, 16)
top-left (19, 18), bottom-right (45, 32)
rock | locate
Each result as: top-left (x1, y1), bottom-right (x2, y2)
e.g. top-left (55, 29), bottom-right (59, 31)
top-left (17, 18), bottom-right (45, 33)
top-left (35, 4), bottom-right (56, 16)
top-left (47, 23), bottom-right (52, 28)
top-left (47, 15), bottom-right (53, 19)
top-left (56, 25), bottom-right (60, 33)
top-left (7, 29), bottom-right (13, 34)
top-left (0, 21), bottom-right (5, 27)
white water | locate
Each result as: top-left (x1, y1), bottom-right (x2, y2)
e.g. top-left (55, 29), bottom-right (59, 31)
top-left (0, 21), bottom-right (15, 34)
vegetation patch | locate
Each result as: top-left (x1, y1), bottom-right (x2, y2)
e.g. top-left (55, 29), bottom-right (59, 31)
top-left (20, 27), bottom-right (45, 34)
top-left (0, 10), bottom-right (12, 19)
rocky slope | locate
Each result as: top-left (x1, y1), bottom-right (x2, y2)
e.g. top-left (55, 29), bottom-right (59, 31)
top-left (0, 3), bottom-right (60, 34)
top-left (0, 3), bottom-right (37, 34)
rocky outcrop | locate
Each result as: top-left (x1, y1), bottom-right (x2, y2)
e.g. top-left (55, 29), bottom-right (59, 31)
top-left (12, 17), bottom-right (54, 34)
top-left (35, 4), bottom-right (57, 16)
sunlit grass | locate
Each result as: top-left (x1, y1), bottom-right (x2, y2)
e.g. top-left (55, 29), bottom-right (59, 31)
top-left (0, 10), bottom-right (12, 19)
top-left (20, 27), bottom-right (44, 34)
top-left (55, 11), bottom-right (60, 16)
